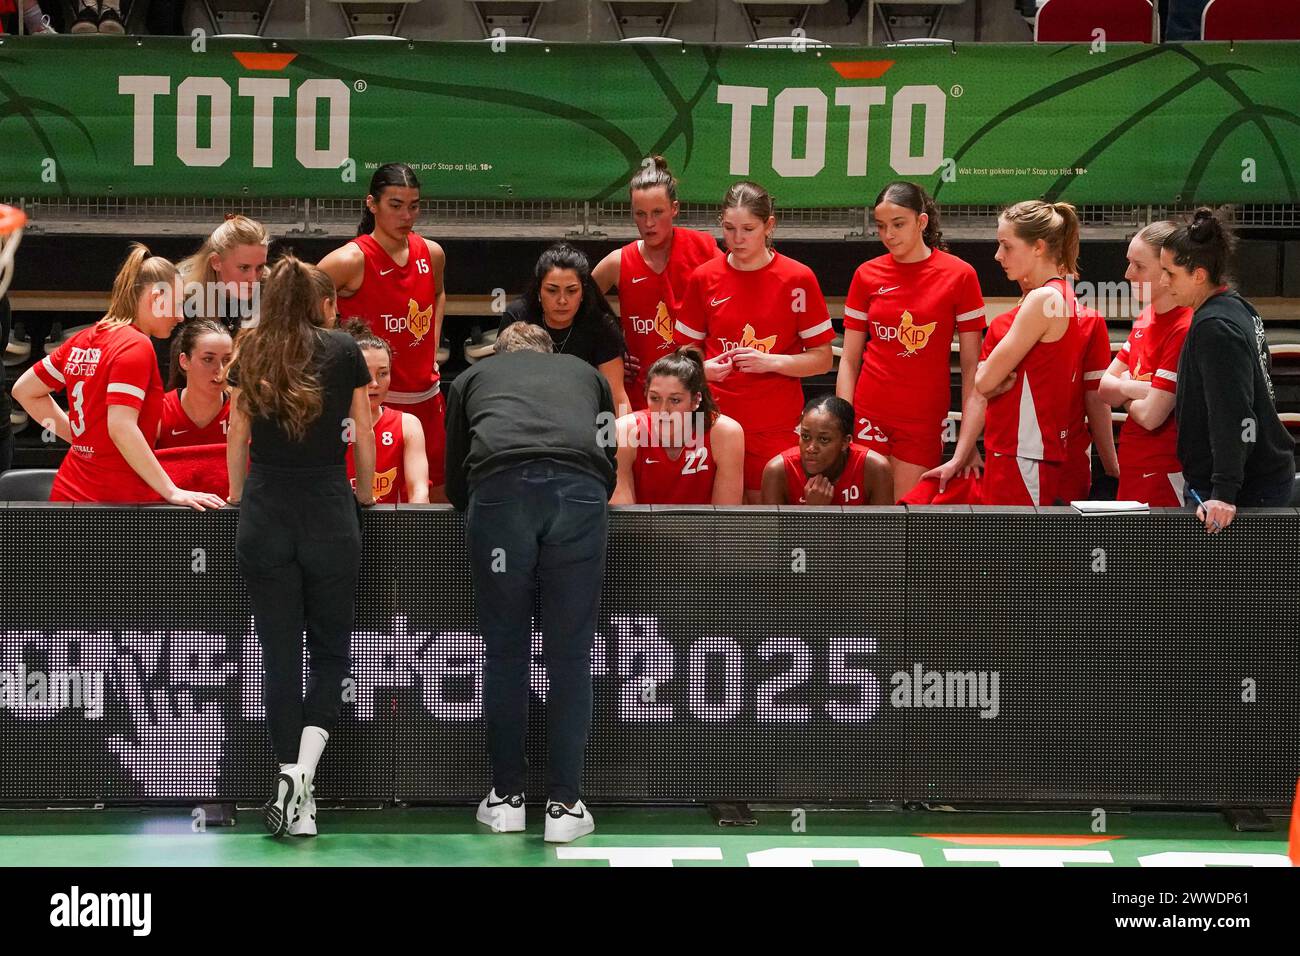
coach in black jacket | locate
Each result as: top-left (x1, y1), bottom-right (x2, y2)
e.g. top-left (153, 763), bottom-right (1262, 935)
top-left (1162, 210), bottom-right (1295, 532)
top-left (444, 320), bottom-right (615, 843)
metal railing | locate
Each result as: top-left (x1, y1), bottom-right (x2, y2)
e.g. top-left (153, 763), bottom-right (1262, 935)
top-left (3, 197), bottom-right (1296, 240)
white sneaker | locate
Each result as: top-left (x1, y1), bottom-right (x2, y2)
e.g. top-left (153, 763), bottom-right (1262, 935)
top-left (289, 776), bottom-right (317, 837)
top-left (544, 799), bottom-right (594, 843)
top-left (476, 789), bottom-right (526, 832)
top-left (264, 765), bottom-right (306, 837)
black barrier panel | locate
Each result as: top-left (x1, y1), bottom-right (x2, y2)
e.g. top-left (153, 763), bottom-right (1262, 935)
top-left (0, 505), bottom-right (1295, 806)
top-left (905, 507), bottom-right (1300, 806)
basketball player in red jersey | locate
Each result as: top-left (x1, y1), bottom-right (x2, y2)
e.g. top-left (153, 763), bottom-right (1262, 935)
top-left (156, 318), bottom-right (232, 450)
top-left (1049, 298), bottom-right (1118, 501)
top-left (1098, 221), bottom-right (1193, 506)
top-left (592, 156), bottom-right (723, 412)
top-left (318, 163), bottom-right (447, 501)
top-left (924, 202), bottom-right (1085, 505)
top-left (836, 182), bottom-right (986, 501)
top-left (12, 244), bottom-right (226, 508)
top-left (674, 181), bottom-right (835, 504)
top-left (611, 348), bottom-right (743, 504)
top-left (342, 320), bottom-right (429, 504)
top-left (761, 396), bottom-right (892, 505)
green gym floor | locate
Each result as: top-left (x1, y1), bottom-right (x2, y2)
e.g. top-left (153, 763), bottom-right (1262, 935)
top-left (0, 807), bottom-right (1290, 866)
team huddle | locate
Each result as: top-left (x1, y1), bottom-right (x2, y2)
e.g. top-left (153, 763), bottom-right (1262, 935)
top-left (11, 159), bottom-right (1295, 529)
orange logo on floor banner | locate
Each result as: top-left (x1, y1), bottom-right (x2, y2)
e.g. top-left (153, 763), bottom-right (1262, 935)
top-left (406, 299), bottom-right (433, 341)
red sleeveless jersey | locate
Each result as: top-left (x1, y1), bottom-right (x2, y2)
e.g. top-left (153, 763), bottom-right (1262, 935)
top-left (629, 409), bottom-right (716, 504)
top-left (34, 323), bottom-right (165, 502)
top-left (340, 233), bottom-right (440, 402)
top-left (347, 405), bottom-right (407, 503)
top-left (619, 229), bottom-right (722, 408)
top-left (982, 278), bottom-right (1082, 463)
top-left (781, 444), bottom-right (873, 505)
top-left (156, 388), bottom-right (230, 449)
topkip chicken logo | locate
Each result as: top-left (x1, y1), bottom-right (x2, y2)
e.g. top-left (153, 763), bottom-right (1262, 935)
top-left (896, 311), bottom-right (936, 357)
top-left (405, 298), bottom-right (433, 342)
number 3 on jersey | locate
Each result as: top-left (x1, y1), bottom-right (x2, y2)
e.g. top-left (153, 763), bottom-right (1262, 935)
top-left (68, 381), bottom-right (87, 437)
top-left (682, 447), bottom-right (710, 475)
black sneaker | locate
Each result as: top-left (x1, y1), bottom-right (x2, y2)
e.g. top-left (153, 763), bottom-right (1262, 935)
top-left (97, 4), bottom-right (124, 34)
top-left (70, 1), bottom-right (99, 34)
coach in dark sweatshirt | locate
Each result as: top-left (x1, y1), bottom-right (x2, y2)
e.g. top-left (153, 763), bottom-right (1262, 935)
top-left (1162, 210), bottom-right (1295, 532)
top-left (443, 320), bottom-right (615, 843)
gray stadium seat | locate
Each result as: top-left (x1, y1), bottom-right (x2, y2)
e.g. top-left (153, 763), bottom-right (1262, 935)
top-left (0, 469), bottom-right (56, 501)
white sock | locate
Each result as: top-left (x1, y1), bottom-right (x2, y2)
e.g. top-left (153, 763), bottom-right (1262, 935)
top-left (279, 763), bottom-right (294, 773)
top-left (296, 726), bottom-right (329, 781)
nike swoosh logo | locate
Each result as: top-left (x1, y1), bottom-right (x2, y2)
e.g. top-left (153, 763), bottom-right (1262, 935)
top-left (631, 276), bottom-right (648, 284)
top-left (876, 286), bottom-right (901, 295)
top-left (644, 459), bottom-right (658, 464)
top-left (170, 429), bottom-right (188, 436)
top-left (380, 268), bottom-right (396, 276)
top-left (486, 797), bottom-right (521, 808)
top-left (710, 297), bottom-right (732, 307)
top-left (1142, 472), bottom-right (1158, 479)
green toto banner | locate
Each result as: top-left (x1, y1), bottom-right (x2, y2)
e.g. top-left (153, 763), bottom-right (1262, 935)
top-left (0, 36), bottom-right (1297, 205)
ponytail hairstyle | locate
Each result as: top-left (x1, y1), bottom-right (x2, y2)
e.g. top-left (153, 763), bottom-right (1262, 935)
top-left (227, 254), bottom-right (325, 442)
top-left (1163, 206), bottom-right (1237, 287)
top-left (874, 181), bottom-right (946, 252)
top-left (801, 393), bottom-right (855, 441)
top-left (721, 181), bottom-right (776, 249)
top-left (1000, 200), bottom-right (1081, 277)
top-left (359, 163), bottom-right (421, 236)
top-left (103, 243), bottom-right (179, 330)
top-left (342, 317), bottom-right (390, 357)
top-left (521, 242), bottom-right (625, 353)
top-left (177, 215), bottom-right (269, 316)
top-left (629, 155), bottom-right (678, 202)
top-left (644, 347), bottom-right (721, 430)
top-left (308, 265), bottom-right (337, 326)
top-left (167, 318), bottom-right (232, 390)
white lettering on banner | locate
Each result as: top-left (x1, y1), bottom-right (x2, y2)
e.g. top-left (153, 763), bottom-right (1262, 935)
top-left (555, 848), bottom-right (724, 867)
top-left (943, 849), bottom-right (1114, 867)
top-left (719, 83), bottom-right (947, 178)
top-left (119, 75), bottom-right (351, 169)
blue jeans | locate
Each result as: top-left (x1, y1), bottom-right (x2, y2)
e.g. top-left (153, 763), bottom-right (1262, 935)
top-left (465, 459), bottom-right (608, 804)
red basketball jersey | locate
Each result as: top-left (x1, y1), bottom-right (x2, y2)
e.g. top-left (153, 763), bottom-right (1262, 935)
top-left (347, 405), bottom-right (407, 504)
top-left (629, 409), bottom-right (716, 504)
top-left (981, 279), bottom-right (1082, 463)
top-left (1115, 304), bottom-right (1192, 473)
top-left (843, 249), bottom-right (986, 427)
top-left (340, 233), bottom-right (440, 402)
top-left (156, 388), bottom-right (230, 449)
top-left (34, 323), bottom-right (165, 502)
top-left (674, 252), bottom-right (834, 435)
top-left (619, 229), bottom-right (722, 409)
top-left (781, 443), bottom-right (873, 505)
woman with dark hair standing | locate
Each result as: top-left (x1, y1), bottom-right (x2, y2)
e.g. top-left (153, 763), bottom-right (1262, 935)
top-left (674, 181), bottom-right (835, 504)
top-left (836, 181), bottom-right (986, 501)
top-left (318, 163), bottom-right (447, 501)
top-left (1160, 207), bottom-right (1295, 531)
top-left (225, 255), bottom-right (376, 838)
top-left (500, 242), bottom-right (631, 413)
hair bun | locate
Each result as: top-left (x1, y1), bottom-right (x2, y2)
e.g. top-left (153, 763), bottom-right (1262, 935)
top-left (1189, 207), bottom-right (1220, 242)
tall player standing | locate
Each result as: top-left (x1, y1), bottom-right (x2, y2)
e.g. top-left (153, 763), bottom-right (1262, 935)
top-left (592, 156), bottom-right (723, 412)
top-left (924, 202), bottom-right (1085, 505)
top-left (674, 182), bottom-right (835, 504)
top-left (318, 163), bottom-right (448, 501)
top-left (835, 182), bottom-right (986, 501)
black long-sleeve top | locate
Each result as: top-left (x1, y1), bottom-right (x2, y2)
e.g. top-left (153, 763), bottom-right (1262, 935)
top-left (443, 350), bottom-right (617, 511)
top-left (1175, 289), bottom-right (1295, 503)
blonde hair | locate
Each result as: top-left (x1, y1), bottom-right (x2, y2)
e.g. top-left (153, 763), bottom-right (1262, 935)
top-left (721, 181), bottom-right (776, 249)
top-left (495, 321), bottom-right (555, 354)
top-left (102, 243), bottom-right (179, 329)
top-left (178, 215), bottom-right (270, 304)
top-left (227, 254), bottom-right (324, 442)
top-left (1001, 200), bottom-right (1081, 277)
top-left (1135, 220), bottom-right (1178, 252)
